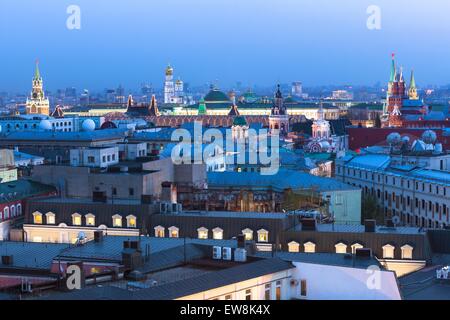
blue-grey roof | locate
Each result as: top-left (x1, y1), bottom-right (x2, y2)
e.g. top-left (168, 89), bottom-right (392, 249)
top-left (0, 241), bottom-right (69, 270)
top-left (168, 210), bottom-right (290, 219)
top-left (207, 169), bottom-right (359, 192)
top-left (1, 129), bottom-right (127, 142)
top-left (308, 223), bottom-right (425, 235)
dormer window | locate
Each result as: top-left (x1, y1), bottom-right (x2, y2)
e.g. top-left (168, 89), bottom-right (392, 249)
top-left (33, 211), bottom-right (42, 224)
top-left (212, 227), bottom-right (223, 240)
top-left (335, 242), bottom-right (347, 254)
top-left (242, 228), bottom-right (253, 241)
top-left (257, 229), bottom-right (269, 243)
top-left (401, 244), bottom-right (413, 260)
top-left (304, 241), bottom-right (316, 253)
top-left (288, 241), bottom-right (300, 253)
top-left (72, 213), bottom-right (82, 226)
top-left (197, 227), bottom-right (209, 239)
top-left (382, 244), bottom-right (395, 259)
top-left (126, 215), bottom-right (137, 228)
top-left (351, 243), bottom-right (363, 254)
top-left (112, 214), bottom-right (122, 227)
top-left (154, 225), bottom-right (165, 237)
top-left (85, 213), bottom-right (96, 226)
top-left (168, 226), bottom-right (179, 238)
top-left (45, 212), bottom-right (56, 225)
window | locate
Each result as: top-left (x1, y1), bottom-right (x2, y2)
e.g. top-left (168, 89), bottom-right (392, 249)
top-left (245, 289), bottom-right (252, 300)
top-left (288, 241), bottom-right (300, 253)
top-left (153, 225), bottom-right (165, 237)
top-left (264, 284), bottom-right (271, 300)
top-left (224, 294), bottom-right (232, 300)
top-left (46, 212), bottom-right (56, 225)
top-left (351, 243), bottom-right (363, 254)
top-left (126, 215), bottom-right (137, 228)
top-left (85, 213), bottom-right (95, 226)
top-left (10, 205), bottom-right (15, 217)
top-left (257, 229), bottom-right (269, 243)
top-left (4, 207), bottom-right (10, 220)
top-left (168, 226), bottom-right (179, 238)
top-left (300, 280), bottom-right (307, 297)
top-left (72, 213), bottom-right (82, 226)
top-left (129, 188), bottom-right (134, 196)
top-left (335, 242), bottom-right (347, 254)
top-left (382, 244), bottom-right (395, 259)
top-left (17, 204), bottom-right (22, 215)
top-left (275, 281), bottom-right (282, 300)
top-left (197, 227), bottom-right (208, 239)
top-left (112, 188), bottom-right (117, 196)
top-left (212, 227), bottom-right (223, 240)
top-left (304, 241), bottom-right (316, 253)
top-left (87, 156), bottom-right (95, 163)
top-left (33, 211), bottom-right (42, 224)
top-left (242, 228), bottom-right (253, 241)
top-left (112, 214), bottom-right (122, 227)
top-left (401, 244), bottom-right (413, 259)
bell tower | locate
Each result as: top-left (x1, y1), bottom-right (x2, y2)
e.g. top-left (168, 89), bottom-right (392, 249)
top-left (26, 60), bottom-right (50, 115)
top-left (269, 85), bottom-right (289, 136)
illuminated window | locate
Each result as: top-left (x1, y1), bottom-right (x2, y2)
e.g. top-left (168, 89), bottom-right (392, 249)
top-left (257, 229), bottom-right (269, 243)
top-left (212, 227), bottom-right (223, 240)
top-left (351, 243), bottom-right (364, 254)
top-left (382, 244), bottom-right (395, 259)
top-left (45, 212), bottom-right (56, 225)
top-left (126, 215), bottom-right (137, 228)
top-left (242, 228), bottom-right (253, 241)
top-left (401, 244), bottom-right (413, 259)
top-left (245, 289), bottom-right (252, 300)
top-left (168, 226), bottom-right (179, 238)
top-left (197, 227), bottom-right (208, 239)
top-left (112, 214), bottom-right (122, 227)
top-left (85, 213), bottom-right (96, 226)
top-left (288, 241), bottom-right (300, 253)
top-left (335, 242), bottom-right (347, 254)
top-left (264, 284), bottom-right (271, 300)
top-left (33, 211), bottom-right (42, 224)
top-left (154, 225), bottom-right (165, 237)
top-left (304, 241), bottom-right (316, 253)
top-left (72, 213), bottom-right (82, 226)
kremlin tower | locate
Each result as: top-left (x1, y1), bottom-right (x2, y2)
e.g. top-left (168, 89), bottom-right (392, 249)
top-left (26, 61), bottom-right (50, 116)
top-left (269, 85), bottom-right (289, 136)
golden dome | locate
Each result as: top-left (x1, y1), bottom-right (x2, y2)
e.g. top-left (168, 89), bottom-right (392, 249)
top-left (165, 64), bottom-right (173, 76)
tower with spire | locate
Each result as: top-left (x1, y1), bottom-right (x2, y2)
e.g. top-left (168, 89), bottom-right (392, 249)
top-left (269, 84), bottom-right (289, 136)
top-left (164, 64), bottom-right (175, 104)
top-left (26, 60), bottom-right (50, 115)
top-left (408, 70), bottom-right (419, 100)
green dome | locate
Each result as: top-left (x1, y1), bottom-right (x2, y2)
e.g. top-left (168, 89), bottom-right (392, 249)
top-left (204, 88), bottom-right (231, 103)
top-left (233, 116), bottom-right (247, 126)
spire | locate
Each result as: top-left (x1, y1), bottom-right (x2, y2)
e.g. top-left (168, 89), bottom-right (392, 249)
top-left (34, 59), bottom-right (41, 80)
top-left (275, 84), bottom-right (282, 99)
top-left (389, 53), bottom-right (396, 82)
top-left (148, 95), bottom-right (159, 116)
top-left (127, 95), bottom-right (134, 108)
top-left (399, 66), bottom-right (404, 82)
top-left (410, 69), bottom-right (416, 89)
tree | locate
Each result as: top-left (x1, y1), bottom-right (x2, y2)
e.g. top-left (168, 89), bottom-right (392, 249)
top-left (361, 194), bottom-right (383, 224)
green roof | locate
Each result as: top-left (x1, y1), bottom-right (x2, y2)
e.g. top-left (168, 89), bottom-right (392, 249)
top-left (0, 179), bottom-right (56, 203)
top-left (198, 99), bottom-right (207, 115)
top-left (233, 116), bottom-right (247, 126)
top-left (204, 88), bottom-right (231, 103)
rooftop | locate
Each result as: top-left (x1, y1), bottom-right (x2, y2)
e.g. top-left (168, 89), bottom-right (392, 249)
top-left (165, 210), bottom-right (290, 220)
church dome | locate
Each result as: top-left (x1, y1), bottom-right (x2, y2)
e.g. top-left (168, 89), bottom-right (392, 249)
top-left (204, 87), bottom-right (231, 103)
top-left (39, 119), bottom-right (52, 131)
top-left (165, 65), bottom-right (173, 76)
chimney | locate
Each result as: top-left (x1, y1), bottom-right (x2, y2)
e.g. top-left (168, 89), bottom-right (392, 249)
top-left (364, 219), bottom-right (376, 233)
top-left (237, 234), bottom-right (245, 248)
top-left (161, 182), bottom-right (177, 203)
top-left (301, 218), bottom-right (316, 231)
top-left (94, 230), bottom-right (103, 243)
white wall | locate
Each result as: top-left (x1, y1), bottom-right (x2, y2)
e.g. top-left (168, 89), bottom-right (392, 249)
top-left (290, 261), bottom-right (401, 300)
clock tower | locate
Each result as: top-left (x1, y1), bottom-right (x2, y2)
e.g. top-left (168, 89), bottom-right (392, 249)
top-left (26, 61), bottom-right (50, 115)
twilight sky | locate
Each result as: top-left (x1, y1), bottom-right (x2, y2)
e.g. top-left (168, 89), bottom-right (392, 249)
top-left (0, 0), bottom-right (450, 92)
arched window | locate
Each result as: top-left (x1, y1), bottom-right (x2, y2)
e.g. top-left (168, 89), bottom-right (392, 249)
top-left (17, 204), bottom-right (22, 216)
top-left (112, 214), bottom-right (122, 227)
top-left (85, 213), bottom-right (96, 226)
top-left (335, 242), bottom-right (347, 254)
top-left (382, 244), bottom-right (395, 259)
top-left (401, 244), bottom-right (413, 260)
top-left (304, 241), bottom-right (316, 253)
top-left (197, 227), bottom-right (209, 239)
top-left (154, 225), bottom-right (165, 238)
top-left (168, 226), bottom-right (179, 238)
top-left (10, 205), bottom-right (15, 217)
top-left (126, 215), bottom-right (137, 228)
top-left (288, 241), bottom-right (300, 253)
top-left (242, 228), bottom-right (253, 241)
top-left (72, 213), bottom-right (82, 226)
top-left (45, 212), bottom-right (56, 225)
top-left (32, 211), bottom-right (42, 224)
top-left (257, 229), bottom-right (269, 243)
top-left (212, 227), bottom-right (223, 240)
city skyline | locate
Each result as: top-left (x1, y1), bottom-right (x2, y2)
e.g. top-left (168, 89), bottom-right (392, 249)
top-left (2, 0), bottom-right (450, 91)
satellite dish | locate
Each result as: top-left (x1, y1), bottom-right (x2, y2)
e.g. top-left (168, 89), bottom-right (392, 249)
top-left (77, 231), bottom-right (86, 240)
top-left (392, 216), bottom-right (401, 225)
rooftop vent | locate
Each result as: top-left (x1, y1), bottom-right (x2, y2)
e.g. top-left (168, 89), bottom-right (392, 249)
top-left (364, 219), bottom-right (376, 233)
top-left (355, 248), bottom-right (372, 259)
top-left (301, 218), bottom-right (316, 231)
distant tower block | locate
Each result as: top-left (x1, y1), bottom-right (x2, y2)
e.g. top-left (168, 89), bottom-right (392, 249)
top-left (291, 81), bottom-right (303, 97)
top-left (26, 60), bottom-right (50, 115)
